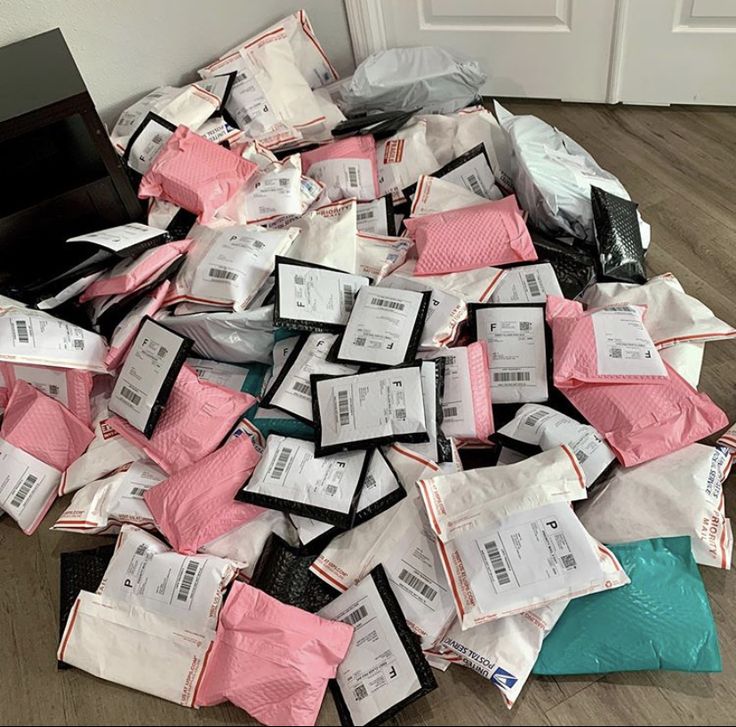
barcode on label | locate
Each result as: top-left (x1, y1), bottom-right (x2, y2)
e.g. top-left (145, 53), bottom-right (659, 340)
top-left (294, 275), bottom-right (305, 285)
top-left (152, 133), bottom-right (162, 144)
top-left (347, 166), bottom-right (359, 188)
top-left (10, 474), bottom-right (37, 508)
top-left (272, 447), bottom-right (293, 480)
top-left (129, 487), bottom-right (147, 498)
top-left (444, 355), bottom-right (457, 366)
top-left (14, 320), bottom-right (29, 344)
top-left (610, 348), bottom-right (622, 359)
top-left (135, 544), bottom-right (148, 556)
top-left (157, 346), bottom-right (168, 359)
top-left (120, 385), bottom-right (142, 406)
top-left (398, 568), bottom-right (438, 601)
top-left (354, 684), bottom-right (368, 701)
top-left (525, 273), bottom-right (542, 298)
top-left (342, 285), bottom-right (355, 313)
top-left (48, 385), bottom-right (60, 396)
top-left (370, 297), bottom-right (405, 311)
top-left (357, 210), bottom-right (374, 222)
top-left (252, 240), bottom-right (265, 250)
top-left (519, 321), bottom-right (531, 332)
top-left (343, 605), bottom-right (367, 625)
top-left (493, 371), bottom-right (532, 382)
top-left (325, 484), bottom-right (338, 496)
top-left (291, 381), bottom-right (311, 395)
top-left (209, 267), bottom-right (239, 281)
top-left (524, 410), bottom-right (547, 427)
top-left (354, 337), bottom-right (366, 347)
top-left (278, 178), bottom-right (289, 188)
top-left (337, 390), bottom-right (351, 426)
top-left (605, 306), bottom-right (636, 313)
top-left (364, 474), bottom-right (376, 489)
top-left (176, 560), bottom-right (200, 602)
top-left (443, 406), bottom-right (458, 418)
top-left (484, 540), bottom-right (511, 586)
top-left (573, 449), bottom-right (588, 464)
top-left (467, 173), bottom-right (483, 196)
top-left (395, 408), bottom-right (406, 421)
top-left (73, 339), bottom-right (85, 350)
top-left (561, 553), bottom-right (577, 570)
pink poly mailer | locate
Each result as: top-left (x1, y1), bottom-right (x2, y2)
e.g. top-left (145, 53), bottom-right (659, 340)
top-left (144, 435), bottom-right (263, 554)
top-left (79, 239), bottom-right (191, 303)
top-left (0, 363), bottom-right (93, 426)
top-left (109, 365), bottom-right (255, 473)
top-left (404, 195), bottom-right (537, 275)
top-left (546, 296), bottom-right (669, 386)
top-left (1, 380), bottom-right (94, 471)
top-left (138, 125), bottom-right (258, 222)
top-left (104, 281), bottom-right (170, 371)
top-left (468, 340), bottom-right (494, 440)
top-left (194, 581), bottom-right (353, 726)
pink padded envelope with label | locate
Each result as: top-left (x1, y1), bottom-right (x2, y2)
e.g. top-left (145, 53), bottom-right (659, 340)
top-left (548, 298), bottom-right (727, 466)
top-left (1, 381), bottom-right (94, 471)
top-left (404, 195), bottom-right (537, 275)
top-left (144, 435), bottom-right (263, 554)
top-left (138, 126), bottom-right (257, 222)
top-left (109, 365), bottom-right (255, 473)
top-left (195, 581), bottom-right (353, 726)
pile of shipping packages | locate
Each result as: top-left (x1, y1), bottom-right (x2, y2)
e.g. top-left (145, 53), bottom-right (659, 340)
top-left (1, 10), bottom-right (735, 726)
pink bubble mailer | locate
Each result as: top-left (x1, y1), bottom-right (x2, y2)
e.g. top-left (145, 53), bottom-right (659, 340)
top-left (195, 581), bottom-right (353, 726)
top-left (547, 297), bottom-right (727, 466)
top-left (144, 435), bottom-right (263, 554)
top-left (138, 125), bottom-right (258, 223)
top-left (109, 365), bottom-right (256, 473)
top-left (404, 195), bottom-right (537, 275)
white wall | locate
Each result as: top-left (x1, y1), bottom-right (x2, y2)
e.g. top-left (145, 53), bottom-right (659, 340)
top-left (0, 0), bottom-right (354, 125)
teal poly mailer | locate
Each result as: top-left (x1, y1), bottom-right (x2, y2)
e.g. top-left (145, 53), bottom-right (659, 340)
top-left (534, 536), bottom-right (721, 675)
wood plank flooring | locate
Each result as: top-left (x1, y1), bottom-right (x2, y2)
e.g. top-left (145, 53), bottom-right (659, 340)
top-left (1, 101), bottom-right (735, 725)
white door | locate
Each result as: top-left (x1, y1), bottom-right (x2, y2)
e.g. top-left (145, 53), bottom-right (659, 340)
top-left (617, 0), bottom-right (736, 104)
top-left (345, 0), bottom-right (736, 105)
top-left (346, 0), bottom-right (619, 102)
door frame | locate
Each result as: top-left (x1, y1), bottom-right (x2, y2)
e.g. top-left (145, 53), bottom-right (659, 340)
top-left (344, 0), bottom-right (632, 103)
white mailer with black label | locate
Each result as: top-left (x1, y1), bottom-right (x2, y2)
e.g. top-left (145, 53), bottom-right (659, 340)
top-left (58, 590), bottom-right (214, 707)
top-left (440, 600), bottom-right (568, 707)
top-left (0, 437), bottom-right (62, 534)
top-left (52, 461), bottom-right (167, 534)
top-left (473, 305), bottom-right (549, 404)
top-left (439, 501), bottom-right (629, 628)
top-left (169, 225), bottom-right (299, 311)
top-left (124, 113), bottom-right (176, 175)
top-left (67, 223), bottom-right (168, 255)
top-left (356, 197), bottom-right (393, 236)
top-left (312, 365), bottom-right (428, 456)
top-left (264, 332), bottom-right (358, 423)
top-left (108, 318), bottom-right (192, 437)
top-left (498, 404), bottom-right (615, 486)
top-left (275, 258), bottom-right (371, 332)
top-left (318, 567), bottom-right (436, 726)
top-left (0, 307), bottom-right (109, 373)
top-left (186, 357), bottom-right (249, 392)
top-left (97, 525), bottom-right (238, 632)
top-left (379, 271), bottom-right (467, 349)
top-left (236, 435), bottom-right (370, 528)
top-left (291, 447), bottom-right (405, 545)
top-left (336, 287), bottom-right (430, 367)
top-left (490, 263), bottom-right (563, 304)
top-left (417, 446), bottom-right (587, 543)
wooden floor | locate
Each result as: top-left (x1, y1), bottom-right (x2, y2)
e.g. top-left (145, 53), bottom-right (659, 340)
top-left (2, 101), bottom-right (735, 726)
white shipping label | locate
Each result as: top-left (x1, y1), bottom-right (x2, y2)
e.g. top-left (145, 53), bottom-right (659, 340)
top-left (191, 228), bottom-right (294, 310)
top-left (452, 502), bottom-right (604, 618)
top-left (127, 118), bottom-right (175, 175)
top-left (277, 263), bottom-right (370, 327)
top-left (270, 333), bottom-right (357, 422)
top-left (438, 153), bottom-right (496, 200)
top-left (319, 575), bottom-right (422, 726)
top-left (0, 309), bottom-right (108, 372)
top-left (591, 307), bottom-right (667, 377)
top-left (306, 157), bottom-right (375, 200)
top-left (245, 436), bottom-right (366, 515)
top-left (338, 288), bottom-right (426, 366)
top-left (315, 367), bottom-right (427, 449)
top-left (109, 319), bottom-right (186, 433)
top-left (67, 223), bottom-right (166, 253)
top-left (499, 405), bottom-right (615, 485)
top-left (490, 264), bottom-right (563, 304)
top-left (425, 349), bottom-right (475, 439)
top-left (109, 461), bottom-right (166, 517)
top-left (98, 528), bottom-right (230, 632)
top-left (0, 437), bottom-right (61, 532)
top-left (475, 307), bottom-right (548, 404)
top-left (246, 166), bottom-right (302, 220)
top-left (356, 199), bottom-right (389, 235)
top-left (226, 61), bottom-right (279, 132)
top-left (384, 512), bottom-right (456, 647)
top-left (187, 357), bottom-right (248, 392)
top-left (11, 365), bottom-right (69, 405)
